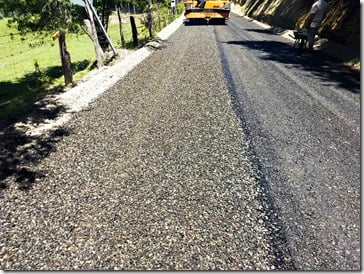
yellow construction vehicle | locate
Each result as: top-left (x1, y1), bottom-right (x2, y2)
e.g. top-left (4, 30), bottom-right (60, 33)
top-left (183, 0), bottom-right (230, 24)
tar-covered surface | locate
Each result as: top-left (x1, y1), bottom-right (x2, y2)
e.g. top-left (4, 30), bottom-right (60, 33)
top-left (0, 14), bottom-right (360, 270)
top-left (216, 14), bottom-right (360, 270)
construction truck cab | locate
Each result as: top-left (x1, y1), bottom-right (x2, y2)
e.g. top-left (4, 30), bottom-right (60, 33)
top-left (183, 0), bottom-right (230, 24)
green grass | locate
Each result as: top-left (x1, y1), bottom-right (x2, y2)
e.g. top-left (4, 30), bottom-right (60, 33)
top-left (0, 8), bottom-right (182, 123)
top-left (0, 19), bottom-right (96, 122)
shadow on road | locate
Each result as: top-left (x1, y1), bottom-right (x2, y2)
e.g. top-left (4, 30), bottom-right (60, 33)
top-left (184, 18), bottom-right (227, 26)
top-left (244, 28), bottom-right (285, 35)
top-left (224, 40), bottom-right (360, 94)
top-left (0, 61), bottom-right (92, 192)
top-left (0, 97), bottom-right (70, 192)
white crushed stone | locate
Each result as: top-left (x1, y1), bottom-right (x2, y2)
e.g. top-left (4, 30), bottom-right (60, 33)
top-left (157, 14), bottom-right (184, 40)
top-left (57, 47), bottom-right (152, 112)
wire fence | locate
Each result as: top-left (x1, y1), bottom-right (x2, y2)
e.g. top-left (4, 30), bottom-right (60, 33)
top-left (0, 8), bottom-right (182, 108)
top-left (0, 17), bottom-right (155, 82)
top-left (0, 24), bottom-right (112, 84)
top-left (0, 11), bottom-right (179, 84)
top-left (0, 7), bottom-right (182, 119)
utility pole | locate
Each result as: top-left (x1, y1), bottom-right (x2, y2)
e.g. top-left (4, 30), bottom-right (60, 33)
top-left (87, 0), bottom-right (118, 56)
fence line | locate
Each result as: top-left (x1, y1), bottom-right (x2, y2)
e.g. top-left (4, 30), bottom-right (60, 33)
top-left (1, 53), bottom-right (60, 64)
top-left (0, 32), bottom-right (23, 38)
top-left (1, 10), bottom-right (179, 84)
top-left (0, 41), bottom-right (88, 82)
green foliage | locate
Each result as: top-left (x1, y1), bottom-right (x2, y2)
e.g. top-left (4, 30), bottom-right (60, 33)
top-left (151, 1), bottom-right (183, 35)
top-left (0, 0), bottom-right (85, 33)
top-left (33, 60), bottom-right (50, 84)
top-left (0, 0), bottom-right (179, 34)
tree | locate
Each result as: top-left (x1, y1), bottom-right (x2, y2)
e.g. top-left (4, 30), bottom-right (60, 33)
top-left (0, 0), bottom-right (84, 33)
top-left (94, 0), bottom-right (115, 31)
top-left (93, 0), bottom-right (134, 31)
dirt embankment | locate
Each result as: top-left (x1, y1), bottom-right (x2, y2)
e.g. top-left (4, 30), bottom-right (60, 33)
top-left (233, 0), bottom-right (360, 48)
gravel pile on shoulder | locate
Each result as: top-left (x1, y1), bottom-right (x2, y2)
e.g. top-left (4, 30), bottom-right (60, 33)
top-left (1, 25), bottom-right (284, 270)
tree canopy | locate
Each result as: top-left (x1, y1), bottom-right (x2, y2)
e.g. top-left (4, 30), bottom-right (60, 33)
top-left (0, 0), bottom-right (85, 32)
top-left (0, 0), bottom-right (174, 33)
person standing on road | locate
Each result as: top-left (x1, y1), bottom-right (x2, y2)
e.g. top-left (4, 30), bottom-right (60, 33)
top-left (303, 0), bottom-right (329, 49)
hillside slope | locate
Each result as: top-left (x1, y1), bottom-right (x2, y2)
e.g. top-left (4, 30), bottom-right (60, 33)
top-left (233, 0), bottom-right (360, 48)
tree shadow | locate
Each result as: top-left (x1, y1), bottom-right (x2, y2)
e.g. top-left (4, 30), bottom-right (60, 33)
top-left (224, 40), bottom-right (360, 94)
top-left (244, 27), bottom-right (286, 35)
top-left (42, 59), bottom-right (91, 79)
top-left (0, 61), bottom-right (94, 192)
top-left (0, 96), bottom-right (71, 192)
top-left (124, 36), bottom-right (151, 49)
top-left (0, 60), bottom-right (91, 120)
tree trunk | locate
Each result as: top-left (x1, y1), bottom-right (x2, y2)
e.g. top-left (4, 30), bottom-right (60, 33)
top-left (116, 4), bottom-right (126, 48)
top-left (100, 0), bottom-right (111, 31)
top-left (84, 0), bottom-right (104, 68)
top-left (84, 18), bottom-right (105, 68)
top-left (104, 0), bottom-right (111, 31)
top-left (101, 1), bottom-right (106, 28)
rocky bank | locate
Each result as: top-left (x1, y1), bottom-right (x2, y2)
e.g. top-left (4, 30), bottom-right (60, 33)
top-left (232, 0), bottom-right (360, 68)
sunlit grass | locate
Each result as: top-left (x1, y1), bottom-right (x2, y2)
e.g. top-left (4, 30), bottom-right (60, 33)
top-left (0, 17), bottom-right (141, 122)
top-left (0, 7), bottom-right (182, 123)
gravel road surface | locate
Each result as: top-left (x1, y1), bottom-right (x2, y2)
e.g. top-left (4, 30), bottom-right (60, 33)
top-left (0, 14), bottom-right (360, 270)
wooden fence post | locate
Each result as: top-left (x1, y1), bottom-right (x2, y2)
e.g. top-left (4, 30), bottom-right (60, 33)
top-left (157, 5), bottom-right (161, 30)
top-left (130, 16), bottom-right (138, 47)
top-left (147, 0), bottom-right (154, 38)
top-left (53, 30), bottom-right (72, 85)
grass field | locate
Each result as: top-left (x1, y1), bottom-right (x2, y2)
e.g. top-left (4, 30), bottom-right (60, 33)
top-left (0, 10), bottom-right (167, 123)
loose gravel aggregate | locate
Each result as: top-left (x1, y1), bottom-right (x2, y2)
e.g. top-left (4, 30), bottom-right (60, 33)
top-left (0, 22), bottom-right (284, 270)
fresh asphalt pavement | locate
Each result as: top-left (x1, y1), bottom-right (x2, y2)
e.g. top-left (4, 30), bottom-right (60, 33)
top-left (0, 14), bottom-right (360, 270)
top-left (216, 14), bottom-right (360, 270)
